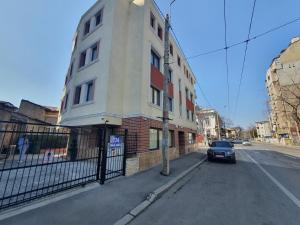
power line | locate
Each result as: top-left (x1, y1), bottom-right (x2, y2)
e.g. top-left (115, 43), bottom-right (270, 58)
top-left (170, 26), bottom-right (213, 108)
top-left (183, 16), bottom-right (300, 62)
top-left (234, 0), bottom-right (257, 117)
top-left (196, 81), bottom-right (213, 108)
top-left (223, 0), bottom-right (230, 118)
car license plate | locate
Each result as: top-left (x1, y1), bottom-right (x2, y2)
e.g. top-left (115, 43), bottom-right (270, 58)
top-left (215, 154), bottom-right (224, 158)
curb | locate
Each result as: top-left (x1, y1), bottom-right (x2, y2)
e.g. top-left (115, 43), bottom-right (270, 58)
top-left (113, 156), bottom-right (207, 225)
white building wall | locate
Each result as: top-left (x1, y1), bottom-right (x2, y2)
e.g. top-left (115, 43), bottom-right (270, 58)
top-left (59, 0), bottom-right (197, 131)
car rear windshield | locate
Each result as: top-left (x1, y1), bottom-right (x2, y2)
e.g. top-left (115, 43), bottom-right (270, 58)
top-left (211, 141), bottom-right (232, 148)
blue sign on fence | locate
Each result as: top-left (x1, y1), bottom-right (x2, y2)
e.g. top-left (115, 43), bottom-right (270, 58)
top-left (110, 135), bottom-right (123, 148)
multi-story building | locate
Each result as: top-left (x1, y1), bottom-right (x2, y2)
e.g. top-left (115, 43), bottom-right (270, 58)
top-left (256, 121), bottom-right (272, 141)
top-left (196, 108), bottom-right (222, 142)
top-left (59, 0), bottom-right (197, 171)
top-left (266, 37), bottom-right (300, 143)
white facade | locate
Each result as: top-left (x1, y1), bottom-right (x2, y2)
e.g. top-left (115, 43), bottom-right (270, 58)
top-left (256, 121), bottom-right (272, 139)
top-left (196, 109), bottom-right (221, 140)
top-left (59, 0), bottom-right (197, 131)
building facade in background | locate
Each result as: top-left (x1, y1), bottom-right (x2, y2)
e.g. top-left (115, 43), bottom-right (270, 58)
top-left (59, 0), bottom-right (197, 172)
top-left (266, 37), bottom-right (300, 144)
top-left (256, 121), bottom-right (272, 141)
top-left (196, 108), bottom-right (222, 143)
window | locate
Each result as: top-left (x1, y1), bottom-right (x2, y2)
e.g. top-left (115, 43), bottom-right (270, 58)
top-left (150, 12), bottom-right (155, 28)
top-left (73, 86), bottom-right (81, 105)
top-left (168, 97), bottom-right (173, 112)
top-left (69, 62), bottom-right (73, 78)
top-left (95, 9), bottom-right (103, 26)
top-left (188, 133), bottom-right (195, 144)
top-left (191, 111), bottom-right (194, 122)
top-left (151, 86), bottom-right (160, 106)
top-left (190, 93), bottom-right (193, 103)
top-left (91, 42), bottom-right (99, 62)
top-left (149, 129), bottom-right (159, 149)
top-left (187, 109), bottom-right (190, 120)
top-left (151, 50), bottom-right (160, 70)
top-left (170, 43), bottom-right (173, 56)
top-left (179, 102), bottom-right (182, 116)
top-left (158, 24), bottom-right (163, 40)
top-left (86, 81), bottom-right (95, 102)
top-left (79, 51), bottom-right (87, 68)
top-left (168, 69), bottom-right (172, 83)
top-left (149, 128), bottom-right (174, 150)
top-left (64, 93), bottom-right (69, 110)
top-left (178, 79), bottom-right (182, 92)
top-left (177, 55), bottom-right (181, 67)
top-left (84, 20), bottom-right (91, 35)
top-left (185, 88), bottom-right (189, 99)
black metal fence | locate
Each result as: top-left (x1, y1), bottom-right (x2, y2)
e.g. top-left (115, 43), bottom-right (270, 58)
top-left (0, 121), bottom-right (137, 210)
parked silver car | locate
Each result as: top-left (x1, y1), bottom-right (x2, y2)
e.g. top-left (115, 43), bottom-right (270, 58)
top-left (207, 141), bottom-right (236, 163)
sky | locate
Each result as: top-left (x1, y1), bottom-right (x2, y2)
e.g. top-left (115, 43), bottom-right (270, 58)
top-left (0, 0), bottom-right (299, 128)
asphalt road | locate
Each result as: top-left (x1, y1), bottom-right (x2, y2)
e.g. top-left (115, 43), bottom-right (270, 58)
top-left (130, 143), bottom-right (300, 225)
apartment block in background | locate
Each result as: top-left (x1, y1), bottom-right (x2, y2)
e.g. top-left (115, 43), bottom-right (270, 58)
top-left (59, 0), bottom-right (198, 172)
top-left (266, 37), bottom-right (300, 144)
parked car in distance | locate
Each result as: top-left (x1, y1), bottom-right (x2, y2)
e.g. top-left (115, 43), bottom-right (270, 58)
top-left (242, 140), bottom-right (252, 146)
top-left (207, 141), bottom-right (236, 163)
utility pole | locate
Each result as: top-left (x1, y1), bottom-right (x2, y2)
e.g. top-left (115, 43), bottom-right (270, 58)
top-left (161, 14), bottom-right (170, 176)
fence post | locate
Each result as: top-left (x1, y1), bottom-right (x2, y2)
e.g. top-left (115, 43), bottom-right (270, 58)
top-left (123, 129), bottom-right (128, 176)
top-left (68, 128), bottom-right (78, 162)
top-left (96, 128), bottom-right (103, 181)
top-left (100, 126), bottom-right (108, 185)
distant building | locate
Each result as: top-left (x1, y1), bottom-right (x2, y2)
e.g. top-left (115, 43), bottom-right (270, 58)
top-left (58, 0), bottom-right (197, 172)
top-left (0, 100), bottom-right (59, 152)
top-left (256, 121), bottom-right (272, 141)
top-left (196, 108), bottom-right (222, 142)
top-left (19, 100), bottom-right (59, 125)
top-left (266, 37), bottom-right (300, 144)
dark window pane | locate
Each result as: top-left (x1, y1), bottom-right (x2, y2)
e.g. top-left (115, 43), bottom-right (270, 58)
top-left (84, 20), bottom-right (91, 35)
top-left (95, 9), bottom-right (103, 26)
top-left (79, 51), bottom-right (86, 68)
top-left (74, 86), bottom-right (81, 105)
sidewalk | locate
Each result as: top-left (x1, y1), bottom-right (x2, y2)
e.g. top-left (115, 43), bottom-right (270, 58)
top-left (0, 152), bottom-right (205, 225)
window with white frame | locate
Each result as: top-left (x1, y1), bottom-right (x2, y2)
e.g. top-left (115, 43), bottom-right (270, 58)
top-left (64, 93), bottom-right (69, 110)
top-left (151, 50), bottom-right (160, 70)
top-left (79, 50), bottom-right (87, 68)
top-left (150, 12), bottom-right (155, 29)
top-left (91, 42), bottom-right (100, 62)
top-left (151, 86), bottom-right (160, 106)
top-left (95, 8), bottom-right (103, 26)
top-left (84, 20), bottom-right (91, 36)
top-left (86, 81), bottom-right (95, 102)
top-left (73, 86), bottom-right (81, 105)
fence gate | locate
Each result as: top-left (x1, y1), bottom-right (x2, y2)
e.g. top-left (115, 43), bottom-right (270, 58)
top-left (0, 121), bottom-right (138, 210)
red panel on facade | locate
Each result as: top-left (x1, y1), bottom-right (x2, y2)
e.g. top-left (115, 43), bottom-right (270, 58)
top-left (186, 98), bottom-right (195, 112)
top-left (151, 65), bottom-right (174, 98)
top-left (151, 65), bottom-right (163, 90)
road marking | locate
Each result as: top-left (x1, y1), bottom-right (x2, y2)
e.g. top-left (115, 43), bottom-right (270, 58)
top-left (243, 150), bottom-right (300, 208)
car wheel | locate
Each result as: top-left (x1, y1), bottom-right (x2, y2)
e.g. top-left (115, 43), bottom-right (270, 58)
top-left (207, 156), bottom-right (212, 162)
top-left (231, 157), bottom-right (236, 164)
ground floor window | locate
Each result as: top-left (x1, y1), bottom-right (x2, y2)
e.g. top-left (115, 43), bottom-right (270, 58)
top-left (149, 128), bottom-right (175, 150)
top-left (188, 132), bottom-right (195, 144)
